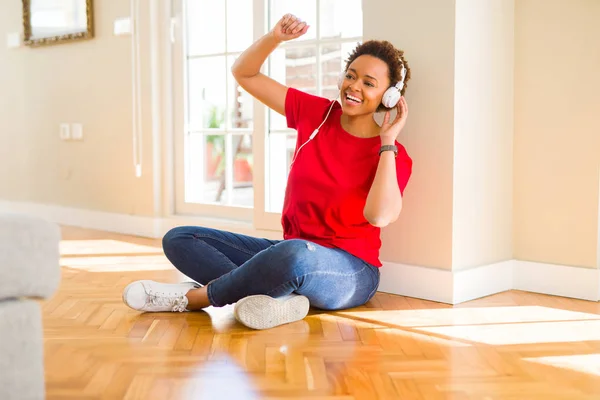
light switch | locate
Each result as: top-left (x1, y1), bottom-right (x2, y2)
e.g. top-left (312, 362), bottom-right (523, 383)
top-left (60, 123), bottom-right (70, 140)
top-left (71, 123), bottom-right (83, 140)
top-left (6, 32), bottom-right (20, 49)
top-left (114, 18), bottom-right (132, 36)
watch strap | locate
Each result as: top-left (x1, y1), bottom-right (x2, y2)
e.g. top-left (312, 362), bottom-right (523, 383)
top-left (379, 144), bottom-right (398, 157)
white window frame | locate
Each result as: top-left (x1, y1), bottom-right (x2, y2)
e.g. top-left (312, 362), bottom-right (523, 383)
top-left (173, 0), bottom-right (259, 222)
top-left (171, 0), bottom-right (362, 232)
top-left (255, 0), bottom-right (362, 231)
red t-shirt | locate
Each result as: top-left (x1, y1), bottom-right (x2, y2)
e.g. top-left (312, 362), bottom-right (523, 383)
top-left (281, 88), bottom-right (412, 267)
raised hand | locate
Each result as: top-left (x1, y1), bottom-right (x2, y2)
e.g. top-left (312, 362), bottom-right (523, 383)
top-left (380, 97), bottom-right (408, 143)
top-left (271, 14), bottom-right (309, 42)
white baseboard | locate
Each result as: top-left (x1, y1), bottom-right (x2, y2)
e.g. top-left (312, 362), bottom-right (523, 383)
top-left (0, 200), bottom-right (283, 241)
top-left (378, 260), bottom-right (514, 305)
top-left (0, 200), bottom-right (160, 238)
top-left (514, 260), bottom-right (600, 302)
top-left (453, 260), bottom-right (514, 304)
top-left (2, 201), bottom-right (598, 304)
top-left (380, 259), bottom-right (599, 304)
top-left (378, 262), bottom-right (454, 304)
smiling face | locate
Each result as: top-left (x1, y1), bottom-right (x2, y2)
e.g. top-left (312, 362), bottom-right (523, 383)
top-left (339, 55), bottom-right (391, 117)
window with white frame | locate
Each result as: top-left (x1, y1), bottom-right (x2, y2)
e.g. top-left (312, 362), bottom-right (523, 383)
top-left (174, 0), bottom-right (362, 226)
top-left (265, 0), bottom-right (363, 215)
top-left (178, 0), bottom-right (255, 218)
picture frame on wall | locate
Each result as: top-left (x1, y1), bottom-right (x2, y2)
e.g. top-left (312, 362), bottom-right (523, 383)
top-left (22, 0), bottom-right (94, 46)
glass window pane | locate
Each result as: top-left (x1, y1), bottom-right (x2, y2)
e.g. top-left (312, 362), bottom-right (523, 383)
top-left (268, 46), bottom-right (318, 131)
top-left (188, 56), bottom-right (227, 130)
top-left (319, 0), bottom-right (362, 39)
top-left (231, 134), bottom-right (254, 207)
top-left (185, 133), bottom-right (226, 205)
top-left (285, 47), bottom-right (318, 92)
top-left (185, 133), bottom-right (254, 207)
top-left (267, 49), bottom-right (287, 131)
top-left (227, 0), bottom-right (253, 53)
top-left (203, 134), bottom-right (226, 204)
top-left (269, 0), bottom-right (316, 41)
top-left (186, 0), bottom-right (225, 56)
top-left (266, 133), bottom-right (296, 213)
top-left (227, 56), bottom-right (253, 130)
top-left (321, 42), bottom-right (357, 99)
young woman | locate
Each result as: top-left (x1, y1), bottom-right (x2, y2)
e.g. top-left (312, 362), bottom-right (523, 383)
top-left (123, 14), bottom-right (413, 330)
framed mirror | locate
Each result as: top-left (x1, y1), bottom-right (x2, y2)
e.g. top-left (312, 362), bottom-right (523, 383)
top-left (22, 0), bottom-right (94, 46)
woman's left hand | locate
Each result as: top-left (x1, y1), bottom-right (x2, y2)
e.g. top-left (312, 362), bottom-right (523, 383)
top-left (380, 97), bottom-right (408, 143)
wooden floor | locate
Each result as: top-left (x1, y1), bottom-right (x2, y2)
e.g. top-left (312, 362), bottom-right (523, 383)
top-left (43, 226), bottom-right (600, 399)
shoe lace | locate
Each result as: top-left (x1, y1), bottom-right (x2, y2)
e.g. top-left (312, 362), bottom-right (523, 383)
top-left (147, 291), bottom-right (188, 312)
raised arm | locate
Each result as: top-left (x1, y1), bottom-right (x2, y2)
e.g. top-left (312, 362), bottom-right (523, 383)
top-left (231, 14), bottom-right (308, 116)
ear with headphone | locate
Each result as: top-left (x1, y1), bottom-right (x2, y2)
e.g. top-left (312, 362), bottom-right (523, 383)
top-left (381, 64), bottom-right (407, 108)
top-left (338, 63), bottom-right (407, 108)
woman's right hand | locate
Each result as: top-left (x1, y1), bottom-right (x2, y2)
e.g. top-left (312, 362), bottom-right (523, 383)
top-left (231, 14), bottom-right (308, 117)
top-left (271, 14), bottom-right (309, 42)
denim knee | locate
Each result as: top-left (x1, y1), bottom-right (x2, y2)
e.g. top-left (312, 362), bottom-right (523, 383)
top-left (162, 227), bottom-right (187, 257)
top-left (162, 227), bottom-right (203, 268)
top-left (264, 240), bottom-right (315, 277)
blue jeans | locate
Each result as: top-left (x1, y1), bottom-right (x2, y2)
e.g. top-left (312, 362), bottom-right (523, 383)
top-left (162, 226), bottom-right (380, 310)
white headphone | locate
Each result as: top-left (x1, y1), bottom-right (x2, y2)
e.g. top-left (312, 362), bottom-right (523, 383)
top-left (337, 62), bottom-right (407, 108)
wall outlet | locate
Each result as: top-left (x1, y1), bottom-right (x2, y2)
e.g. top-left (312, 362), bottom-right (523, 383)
top-left (59, 123), bottom-right (70, 140)
top-left (114, 18), bottom-right (132, 36)
top-left (6, 32), bottom-right (20, 49)
top-left (71, 123), bottom-right (83, 140)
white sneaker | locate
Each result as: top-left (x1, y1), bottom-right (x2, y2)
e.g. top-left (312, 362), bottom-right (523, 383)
top-left (122, 280), bottom-right (200, 312)
top-left (234, 294), bottom-right (310, 330)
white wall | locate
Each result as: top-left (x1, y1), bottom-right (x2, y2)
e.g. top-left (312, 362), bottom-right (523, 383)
top-left (452, 0), bottom-right (514, 270)
top-left (514, 0), bottom-right (600, 268)
top-left (365, 0), bottom-right (457, 269)
top-left (0, 1), bottom-right (157, 216)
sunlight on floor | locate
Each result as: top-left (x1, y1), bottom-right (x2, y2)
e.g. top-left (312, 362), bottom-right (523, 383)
top-left (336, 306), bottom-right (600, 345)
top-left (59, 239), bottom-right (173, 272)
top-left (418, 320), bottom-right (600, 345)
top-left (376, 326), bottom-right (473, 348)
top-left (336, 306), bottom-right (600, 327)
top-left (201, 304), bottom-right (238, 332)
top-left (60, 254), bottom-right (175, 272)
top-left (60, 239), bottom-right (163, 256)
top-left (318, 313), bottom-right (472, 348)
top-left (523, 354), bottom-right (600, 377)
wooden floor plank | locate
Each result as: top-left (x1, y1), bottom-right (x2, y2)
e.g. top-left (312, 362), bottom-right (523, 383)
top-left (41, 225), bottom-right (600, 399)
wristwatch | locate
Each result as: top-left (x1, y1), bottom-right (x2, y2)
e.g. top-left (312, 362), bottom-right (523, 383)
top-left (379, 144), bottom-right (398, 157)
